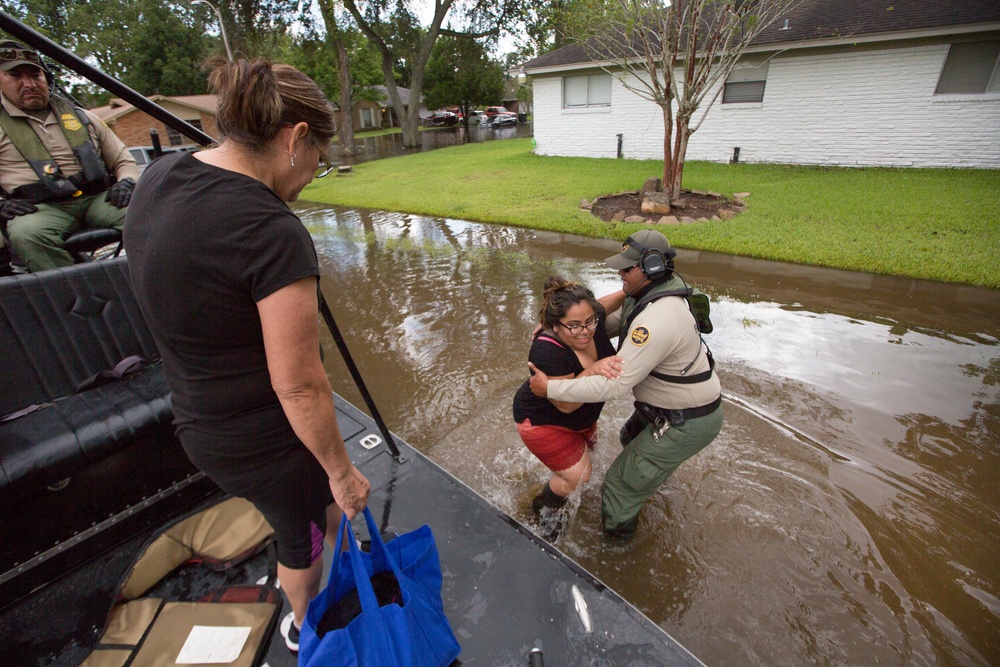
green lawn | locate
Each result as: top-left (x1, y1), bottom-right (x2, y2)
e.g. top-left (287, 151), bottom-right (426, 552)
top-left (301, 138), bottom-right (1000, 288)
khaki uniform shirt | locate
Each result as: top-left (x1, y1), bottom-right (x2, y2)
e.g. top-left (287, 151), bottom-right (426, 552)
top-left (0, 94), bottom-right (139, 194)
top-left (548, 294), bottom-right (721, 410)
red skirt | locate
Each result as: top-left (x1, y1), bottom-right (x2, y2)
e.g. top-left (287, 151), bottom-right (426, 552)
top-left (516, 419), bottom-right (598, 472)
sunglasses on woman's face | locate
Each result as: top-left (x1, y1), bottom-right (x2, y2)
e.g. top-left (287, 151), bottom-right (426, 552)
top-left (316, 161), bottom-right (336, 178)
top-left (0, 48), bottom-right (42, 64)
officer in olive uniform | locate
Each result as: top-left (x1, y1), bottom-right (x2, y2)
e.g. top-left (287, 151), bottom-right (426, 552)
top-left (529, 229), bottom-right (724, 538)
top-left (0, 41), bottom-right (138, 272)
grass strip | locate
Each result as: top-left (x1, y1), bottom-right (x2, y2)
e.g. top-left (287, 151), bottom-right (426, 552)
top-left (301, 138), bottom-right (1000, 288)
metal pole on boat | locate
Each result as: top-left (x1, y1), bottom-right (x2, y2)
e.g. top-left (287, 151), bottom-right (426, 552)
top-left (318, 290), bottom-right (404, 461)
top-left (0, 12), bottom-right (215, 147)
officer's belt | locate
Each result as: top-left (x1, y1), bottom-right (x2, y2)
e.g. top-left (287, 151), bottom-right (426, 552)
top-left (634, 395), bottom-right (722, 427)
top-left (10, 177), bottom-right (107, 204)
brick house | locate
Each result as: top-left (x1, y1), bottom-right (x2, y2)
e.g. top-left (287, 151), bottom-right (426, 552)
top-left (520, 0), bottom-right (1000, 168)
top-left (90, 95), bottom-right (220, 148)
top-left (341, 86), bottom-right (431, 130)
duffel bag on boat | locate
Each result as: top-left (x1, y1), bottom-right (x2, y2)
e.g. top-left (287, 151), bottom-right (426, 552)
top-left (299, 508), bottom-right (461, 667)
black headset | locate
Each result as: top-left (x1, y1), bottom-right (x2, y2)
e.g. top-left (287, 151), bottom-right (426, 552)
top-left (625, 236), bottom-right (677, 281)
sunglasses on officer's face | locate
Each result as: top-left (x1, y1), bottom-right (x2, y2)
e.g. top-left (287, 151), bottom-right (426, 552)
top-left (0, 48), bottom-right (42, 64)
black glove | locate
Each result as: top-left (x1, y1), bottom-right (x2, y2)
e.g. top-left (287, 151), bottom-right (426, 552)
top-left (0, 198), bottom-right (38, 223)
top-left (105, 177), bottom-right (136, 209)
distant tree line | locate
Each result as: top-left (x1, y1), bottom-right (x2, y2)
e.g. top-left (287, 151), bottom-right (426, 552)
top-left (0, 0), bottom-right (587, 150)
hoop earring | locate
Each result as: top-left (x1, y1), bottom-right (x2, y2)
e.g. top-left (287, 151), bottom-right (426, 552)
top-left (290, 153), bottom-right (296, 167)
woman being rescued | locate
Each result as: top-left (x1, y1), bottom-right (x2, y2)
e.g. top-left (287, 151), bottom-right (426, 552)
top-left (512, 276), bottom-right (624, 540)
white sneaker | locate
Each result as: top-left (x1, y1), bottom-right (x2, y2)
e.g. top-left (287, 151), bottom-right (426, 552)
top-left (279, 611), bottom-right (300, 653)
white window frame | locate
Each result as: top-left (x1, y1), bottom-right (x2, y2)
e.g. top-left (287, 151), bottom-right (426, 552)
top-left (934, 41), bottom-right (1000, 95)
top-left (723, 62), bottom-right (769, 104)
top-left (359, 107), bottom-right (374, 129)
top-left (563, 73), bottom-right (612, 109)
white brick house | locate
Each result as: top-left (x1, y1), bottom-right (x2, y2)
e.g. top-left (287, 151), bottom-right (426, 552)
top-left (521, 0), bottom-right (1000, 168)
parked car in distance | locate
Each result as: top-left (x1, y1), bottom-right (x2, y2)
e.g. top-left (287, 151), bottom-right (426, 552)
top-left (468, 110), bottom-right (487, 124)
top-left (484, 114), bottom-right (517, 128)
top-left (484, 106), bottom-right (515, 118)
top-left (424, 111), bottom-right (460, 127)
top-left (129, 145), bottom-right (200, 175)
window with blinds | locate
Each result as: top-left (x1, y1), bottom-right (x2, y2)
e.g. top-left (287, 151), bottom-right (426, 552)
top-left (723, 62), bottom-right (769, 104)
top-left (563, 73), bottom-right (612, 108)
top-left (935, 41), bottom-right (1000, 94)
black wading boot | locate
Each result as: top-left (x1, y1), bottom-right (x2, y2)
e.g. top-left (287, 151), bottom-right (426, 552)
top-left (532, 483), bottom-right (569, 542)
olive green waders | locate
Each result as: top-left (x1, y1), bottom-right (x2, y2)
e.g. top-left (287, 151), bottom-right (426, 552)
top-left (5, 193), bottom-right (124, 272)
top-left (602, 405), bottom-right (724, 536)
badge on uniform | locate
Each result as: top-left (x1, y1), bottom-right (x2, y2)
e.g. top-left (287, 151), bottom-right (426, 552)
top-left (631, 326), bottom-right (650, 346)
top-left (61, 113), bottom-right (82, 132)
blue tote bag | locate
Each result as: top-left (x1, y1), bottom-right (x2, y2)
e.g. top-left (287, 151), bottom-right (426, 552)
top-left (299, 508), bottom-right (461, 667)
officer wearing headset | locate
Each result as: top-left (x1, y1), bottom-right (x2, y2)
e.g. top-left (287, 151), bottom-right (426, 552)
top-left (529, 229), bottom-right (723, 538)
top-left (0, 40), bottom-right (137, 272)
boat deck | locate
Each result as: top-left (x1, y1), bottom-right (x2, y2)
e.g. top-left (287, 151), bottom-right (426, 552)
top-left (0, 395), bottom-right (702, 667)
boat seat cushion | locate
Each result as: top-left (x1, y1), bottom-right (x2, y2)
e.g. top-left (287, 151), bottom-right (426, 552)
top-left (0, 258), bottom-right (172, 502)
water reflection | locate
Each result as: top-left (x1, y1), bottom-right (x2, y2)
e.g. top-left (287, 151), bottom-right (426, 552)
top-left (295, 201), bottom-right (1000, 666)
top-left (329, 123), bottom-right (532, 167)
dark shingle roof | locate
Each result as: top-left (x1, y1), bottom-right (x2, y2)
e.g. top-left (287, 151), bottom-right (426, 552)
top-left (522, 0), bottom-right (1000, 71)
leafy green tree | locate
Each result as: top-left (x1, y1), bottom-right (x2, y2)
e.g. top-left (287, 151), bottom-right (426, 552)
top-left (424, 35), bottom-right (503, 131)
top-left (342, 0), bottom-right (537, 148)
top-left (1, 0), bottom-right (211, 98)
top-left (381, 6), bottom-right (421, 88)
top-left (305, 0), bottom-right (386, 156)
top-left (216, 0), bottom-right (299, 59)
top-left (123, 0), bottom-right (211, 95)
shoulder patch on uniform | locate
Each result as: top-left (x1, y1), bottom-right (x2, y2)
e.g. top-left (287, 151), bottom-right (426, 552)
top-left (630, 326), bottom-right (650, 346)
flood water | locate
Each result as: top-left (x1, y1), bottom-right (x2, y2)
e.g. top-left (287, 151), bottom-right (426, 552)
top-left (329, 122), bottom-right (533, 166)
top-left (296, 202), bottom-right (1000, 666)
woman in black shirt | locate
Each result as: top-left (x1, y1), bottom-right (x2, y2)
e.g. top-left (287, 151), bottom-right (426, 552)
top-left (513, 276), bottom-right (623, 536)
top-left (126, 57), bottom-right (369, 653)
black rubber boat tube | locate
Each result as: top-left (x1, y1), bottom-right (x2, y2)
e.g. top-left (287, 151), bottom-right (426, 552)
top-left (0, 12), bottom-right (215, 146)
top-left (319, 290), bottom-right (403, 460)
top-left (0, 11), bottom-right (403, 460)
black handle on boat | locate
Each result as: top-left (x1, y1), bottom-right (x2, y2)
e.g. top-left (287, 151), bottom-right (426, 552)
top-left (318, 289), bottom-right (403, 461)
top-left (0, 12), bottom-right (214, 147)
top-left (150, 129), bottom-right (163, 159)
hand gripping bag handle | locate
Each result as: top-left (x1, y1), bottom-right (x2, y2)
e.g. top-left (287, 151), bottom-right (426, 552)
top-left (303, 508), bottom-right (460, 667)
top-left (343, 510), bottom-right (409, 615)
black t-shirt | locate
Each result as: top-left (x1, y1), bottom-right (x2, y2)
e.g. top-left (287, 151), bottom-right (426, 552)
top-left (124, 152), bottom-right (318, 457)
top-left (512, 320), bottom-right (615, 431)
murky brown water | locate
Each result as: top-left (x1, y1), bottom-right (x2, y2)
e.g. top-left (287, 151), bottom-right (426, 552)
top-left (297, 202), bottom-right (1000, 666)
top-left (329, 123), bottom-right (533, 167)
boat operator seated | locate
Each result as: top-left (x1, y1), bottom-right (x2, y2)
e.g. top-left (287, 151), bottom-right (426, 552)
top-left (0, 41), bottom-right (137, 272)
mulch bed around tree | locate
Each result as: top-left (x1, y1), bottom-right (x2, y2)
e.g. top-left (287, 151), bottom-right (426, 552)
top-left (589, 190), bottom-right (745, 224)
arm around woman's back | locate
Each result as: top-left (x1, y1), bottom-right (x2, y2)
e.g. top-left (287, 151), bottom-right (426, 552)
top-left (257, 277), bottom-right (370, 519)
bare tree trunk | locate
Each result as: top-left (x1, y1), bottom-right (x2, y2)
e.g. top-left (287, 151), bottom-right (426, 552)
top-left (669, 118), bottom-right (691, 200)
top-left (335, 37), bottom-right (355, 157)
top-left (370, 41), bottom-right (421, 147)
top-left (342, 0), bottom-right (455, 149)
top-left (661, 104), bottom-right (673, 192)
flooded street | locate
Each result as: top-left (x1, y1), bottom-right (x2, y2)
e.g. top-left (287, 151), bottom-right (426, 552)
top-left (329, 123), bottom-right (533, 167)
top-left (296, 202), bottom-right (1000, 666)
